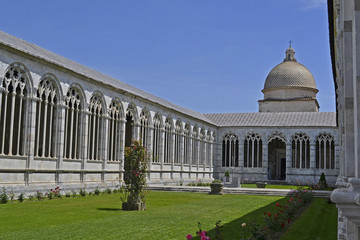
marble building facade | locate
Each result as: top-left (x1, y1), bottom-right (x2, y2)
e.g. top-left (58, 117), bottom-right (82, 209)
top-left (0, 30), bottom-right (339, 194)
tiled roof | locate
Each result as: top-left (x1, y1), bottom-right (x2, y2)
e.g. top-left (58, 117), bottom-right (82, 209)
top-left (0, 31), bottom-right (212, 124)
top-left (204, 112), bottom-right (337, 127)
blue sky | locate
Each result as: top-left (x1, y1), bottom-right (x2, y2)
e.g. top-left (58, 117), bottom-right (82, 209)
top-left (0, 0), bottom-right (334, 113)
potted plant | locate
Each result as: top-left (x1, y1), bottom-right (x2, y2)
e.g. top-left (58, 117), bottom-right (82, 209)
top-left (209, 179), bottom-right (224, 195)
top-left (225, 171), bottom-right (230, 182)
top-left (256, 182), bottom-right (267, 188)
top-left (318, 173), bottom-right (327, 190)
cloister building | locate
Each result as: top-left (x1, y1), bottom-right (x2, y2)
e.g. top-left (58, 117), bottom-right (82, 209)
top-left (0, 30), bottom-right (339, 193)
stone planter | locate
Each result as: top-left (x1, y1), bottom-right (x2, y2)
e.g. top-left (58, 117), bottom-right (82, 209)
top-left (209, 182), bottom-right (224, 195)
top-left (122, 201), bottom-right (146, 211)
top-left (256, 182), bottom-right (267, 188)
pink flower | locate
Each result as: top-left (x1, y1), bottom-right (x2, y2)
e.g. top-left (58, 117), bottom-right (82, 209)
top-left (200, 231), bottom-right (207, 236)
top-left (186, 234), bottom-right (193, 240)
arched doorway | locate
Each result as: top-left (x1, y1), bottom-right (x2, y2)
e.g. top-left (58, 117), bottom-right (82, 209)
top-left (268, 138), bottom-right (286, 180)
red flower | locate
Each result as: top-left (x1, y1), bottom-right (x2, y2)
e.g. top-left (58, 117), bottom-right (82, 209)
top-left (281, 222), bottom-right (285, 228)
top-left (276, 203), bottom-right (280, 207)
top-left (267, 212), bottom-right (272, 216)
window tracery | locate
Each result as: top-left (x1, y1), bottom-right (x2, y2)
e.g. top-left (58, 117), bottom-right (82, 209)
top-left (174, 120), bottom-right (182, 164)
top-left (291, 133), bottom-right (310, 168)
top-left (152, 114), bottom-right (162, 163)
top-left (88, 94), bottom-right (104, 161)
top-left (64, 87), bottom-right (82, 160)
top-left (316, 133), bottom-right (335, 169)
top-left (0, 67), bottom-right (28, 156)
top-left (244, 132), bottom-right (262, 168)
top-left (222, 133), bottom-right (239, 167)
top-left (164, 117), bottom-right (172, 164)
top-left (34, 78), bottom-right (58, 158)
top-left (108, 100), bottom-right (122, 161)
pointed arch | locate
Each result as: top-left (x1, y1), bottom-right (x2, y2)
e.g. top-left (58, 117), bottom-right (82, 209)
top-left (244, 132), bottom-right (262, 168)
top-left (222, 132), bottom-right (239, 167)
top-left (316, 132), bottom-right (335, 169)
top-left (87, 92), bottom-right (106, 161)
top-left (183, 122), bottom-right (191, 164)
top-left (108, 98), bottom-right (123, 161)
top-left (0, 64), bottom-right (31, 156)
top-left (191, 125), bottom-right (199, 166)
top-left (152, 113), bottom-right (162, 162)
top-left (124, 102), bottom-right (138, 148)
top-left (139, 108), bottom-right (151, 149)
top-left (291, 132), bottom-right (310, 169)
top-left (174, 119), bottom-right (182, 164)
top-left (63, 86), bottom-right (84, 159)
top-left (34, 75), bottom-right (61, 158)
top-left (164, 116), bottom-right (173, 164)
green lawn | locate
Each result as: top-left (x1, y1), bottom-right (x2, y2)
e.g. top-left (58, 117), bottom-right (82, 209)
top-left (0, 191), bottom-right (336, 240)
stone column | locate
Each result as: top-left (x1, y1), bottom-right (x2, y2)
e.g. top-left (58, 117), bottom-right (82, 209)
top-left (285, 142), bottom-right (292, 182)
top-left (25, 96), bottom-right (37, 185)
top-left (81, 110), bottom-right (90, 182)
top-left (262, 141), bottom-right (268, 178)
top-left (310, 143), bottom-right (316, 169)
top-left (147, 125), bottom-right (154, 180)
top-left (56, 103), bottom-right (66, 184)
top-left (119, 118), bottom-right (126, 181)
top-left (170, 130), bottom-right (175, 179)
top-left (102, 115), bottom-right (109, 182)
top-left (159, 126), bottom-right (165, 179)
top-left (180, 133), bottom-right (184, 179)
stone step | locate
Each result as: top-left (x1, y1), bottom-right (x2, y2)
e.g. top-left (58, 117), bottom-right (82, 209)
top-left (146, 185), bottom-right (332, 198)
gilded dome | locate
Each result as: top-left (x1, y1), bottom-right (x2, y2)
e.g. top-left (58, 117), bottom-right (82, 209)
top-left (263, 47), bottom-right (317, 91)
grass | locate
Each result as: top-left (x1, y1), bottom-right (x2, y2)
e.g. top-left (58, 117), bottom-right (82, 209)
top-left (0, 191), bottom-right (336, 240)
top-left (280, 198), bottom-right (338, 240)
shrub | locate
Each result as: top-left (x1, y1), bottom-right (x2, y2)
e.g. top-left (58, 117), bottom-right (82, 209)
top-left (79, 188), bottom-right (86, 197)
top-left (18, 193), bottom-right (25, 203)
top-left (122, 140), bottom-right (150, 210)
top-left (105, 188), bottom-right (112, 194)
top-left (0, 187), bottom-right (8, 204)
top-left (94, 187), bottom-right (100, 196)
top-left (65, 192), bottom-right (71, 198)
top-left (71, 190), bottom-right (77, 198)
top-left (36, 191), bottom-right (44, 201)
top-left (9, 192), bottom-right (15, 202)
top-left (318, 173), bottom-right (327, 189)
top-left (225, 171), bottom-right (230, 178)
top-left (28, 194), bottom-right (34, 202)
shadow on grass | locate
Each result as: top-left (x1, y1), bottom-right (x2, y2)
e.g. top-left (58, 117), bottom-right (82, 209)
top-left (96, 208), bottom-right (122, 211)
top-left (192, 197), bottom-right (288, 240)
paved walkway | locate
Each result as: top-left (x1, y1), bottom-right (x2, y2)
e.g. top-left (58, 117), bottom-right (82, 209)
top-left (146, 185), bottom-right (332, 198)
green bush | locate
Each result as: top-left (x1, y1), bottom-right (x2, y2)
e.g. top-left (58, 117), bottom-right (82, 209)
top-left (0, 187), bottom-right (8, 204)
top-left (18, 193), bottom-right (25, 203)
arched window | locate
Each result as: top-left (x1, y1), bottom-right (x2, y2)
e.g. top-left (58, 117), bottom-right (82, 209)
top-left (152, 114), bottom-right (162, 163)
top-left (125, 104), bottom-right (136, 148)
top-left (192, 126), bottom-right (199, 165)
top-left (35, 78), bottom-right (58, 158)
top-left (174, 120), bottom-right (182, 164)
top-left (183, 123), bottom-right (190, 164)
top-left (88, 94), bottom-right (104, 161)
top-left (244, 132), bottom-right (262, 168)
top-left (0, 67), bottom-right (28, 156)
top-left (164, 117), bottom-right (172, 164)
top-left (316, 133), bottom-right (335, 169)
top-left (222, 133), bottom-right (239, 167)
top-left (108, 100), bottom-right (123, 161)
top-left (139, 110), bottom-right (150, 149)
top-left (199, 128), bottom-right (206, 166)
top-left (292, 133), bottom-right (310, 168)
top-left (64, 87), bottom-right (82, 160)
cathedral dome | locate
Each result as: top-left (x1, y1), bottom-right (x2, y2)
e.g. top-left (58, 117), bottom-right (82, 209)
top-left (263, 46), bottom-right (317, 91)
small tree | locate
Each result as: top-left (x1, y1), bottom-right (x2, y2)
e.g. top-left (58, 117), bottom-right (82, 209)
top-left (318, 172), bottom-right (327, 189)
top-left (122, 140), bottom-right (149, 210)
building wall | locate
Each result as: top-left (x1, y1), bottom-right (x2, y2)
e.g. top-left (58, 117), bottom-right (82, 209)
top-left (0, 47), bottom-right (215, 193)
top-left (214, 126), bottom-right (339, 186)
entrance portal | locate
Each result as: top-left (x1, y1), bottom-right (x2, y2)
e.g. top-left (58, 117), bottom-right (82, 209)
top-left (268, 139), bottom-right (286, 180)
